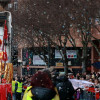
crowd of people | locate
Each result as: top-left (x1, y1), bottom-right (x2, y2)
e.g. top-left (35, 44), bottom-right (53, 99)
top-left (75, 72), bottom-right (100, 89)
top-left (12, 69), bottom-right (100, 100)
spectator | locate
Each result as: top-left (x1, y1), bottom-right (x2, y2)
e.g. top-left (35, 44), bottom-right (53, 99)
top-left (89, 78), bottom-right (94, 83)
top-left (12, 78), bottom-right (16, 100)
top-left (15, 77), bottom-right (23, 100)
top-left (82, 72), bottom-right (86, 80)
top-left (56, 74), bottom-right (75, 100)
top-left (94, 79), bottom-right (100, 88)
top-left (76, 73), bottom-right (81, 80)
top-left (23, 71), bottom-right (60, 100)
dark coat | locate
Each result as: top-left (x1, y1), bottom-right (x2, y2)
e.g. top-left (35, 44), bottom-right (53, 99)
top-left (56, 75), bottom-right (75, 100)
top-left (31, 87), bottom-right (56, 100)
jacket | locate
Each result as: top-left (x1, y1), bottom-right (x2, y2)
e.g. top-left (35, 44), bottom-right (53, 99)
top-left (23, 86), bottom-right (60, 100)
top-left (15, 80), bottom-right (23, 93)
top-left (16, 81), bottom-right (23, 93)
top-left (56, 75), bottom-right (75, 100)
top-left (12, 80), bottom-right (16, 93)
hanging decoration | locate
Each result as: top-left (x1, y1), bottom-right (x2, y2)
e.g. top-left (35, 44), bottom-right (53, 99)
top-left (2, 52), bottom-right (8, 62)
top-left (29, 58), bottom-right (31, 65)
top-left (3, 20), bottom-right (8, 40)
top-left (1, 20), bottom-right (8, 62)
top-left (0, 39), bottom-right (2, 46)
top-left (27, 65), bottom-right (29, 71)
top-left (0, 52), bottom-right (3, 59)
top-left (2, 48), bottom-right (8, 62)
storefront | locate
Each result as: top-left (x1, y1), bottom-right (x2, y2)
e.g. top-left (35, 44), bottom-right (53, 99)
top-left (21, 47), bottom-right (91, 75)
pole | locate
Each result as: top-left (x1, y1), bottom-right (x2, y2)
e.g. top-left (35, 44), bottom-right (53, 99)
top-left (48, 41), bottom-right (50, 68)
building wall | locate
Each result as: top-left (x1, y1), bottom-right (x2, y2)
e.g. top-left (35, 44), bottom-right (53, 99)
top-left (91, 40), bottom-right (100, 72)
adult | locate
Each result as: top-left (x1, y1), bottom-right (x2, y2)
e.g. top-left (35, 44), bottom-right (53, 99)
top-left (12, 78), bottom-right (16, 100)
top-left (15, 77), bottom-right (23, 100)
top-left (23, 71), bottom-right (60, 100)
top-left (56, 74), bottom-right (75, 100)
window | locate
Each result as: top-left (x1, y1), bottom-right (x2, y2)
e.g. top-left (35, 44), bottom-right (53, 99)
top-left (8, 3), bottom-right (12, 9)
top-left (14, 1), bottom-right (18, 11)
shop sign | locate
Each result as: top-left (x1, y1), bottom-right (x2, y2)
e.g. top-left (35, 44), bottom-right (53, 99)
top-left (66, 50), bottom-right (77, 59)
top-left (55, 50), bottom-right (62, 58)
top-left (56, 62), bottom-right (63, 67)
top-left (33, 55), bottom-right (46, 65)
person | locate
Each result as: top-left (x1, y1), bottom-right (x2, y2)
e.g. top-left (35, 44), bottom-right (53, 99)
top-left (15, 76), bottom-right (18, 82)
top-left (76, 73), bottom-right (81, 80)
top-left (42, 68), bottom-right (59, 86)
top-left (23, 71), bottom-right (60, 100)
top-left (56, 74), bottom-right (75, 100)
top-left (15, 77), bottom-right (23, 100)
top-left (12, 78), bottom-right (16, 100)
top-left (82, 72), bottom-right (86, 80)
top-left (94, 78), bottom-right (100, 89)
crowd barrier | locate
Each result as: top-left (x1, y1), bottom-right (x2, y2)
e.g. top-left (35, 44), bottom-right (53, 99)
top-left (69, 79), bottom-right (100, 100)
top-left (74, 88), bottom-right (100, 100)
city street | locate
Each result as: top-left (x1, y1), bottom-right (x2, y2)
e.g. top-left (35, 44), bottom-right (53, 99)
top-left (0, 0), bottom-right (100, 100)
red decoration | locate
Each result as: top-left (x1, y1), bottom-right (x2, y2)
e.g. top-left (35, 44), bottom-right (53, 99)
top-left (0, 52), bottom-right (3, 59)
top-left (0, 84), bottom-right (12, 100)
top-left (3, 20), bottom-right (8, 40)
top-left (2, 51), bottom-right (8, 61)
top-left (2, 78), bottom-right (7, 83)
top-left (29, 58), bottom-right (31, 65)
top-left (96, 92), bottom-right (100, 99)
top-left (0, 84), bottom-right (7, 100)
top-left (27, 65), bottom-right (29, 71)
top-left (0, 39), bottom-right (2, 46)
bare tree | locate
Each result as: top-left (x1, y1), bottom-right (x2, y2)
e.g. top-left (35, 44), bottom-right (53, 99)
top-left (70, 0), bottom-right (100, 72)
top-left (10, 0), bottom-right (100, 73)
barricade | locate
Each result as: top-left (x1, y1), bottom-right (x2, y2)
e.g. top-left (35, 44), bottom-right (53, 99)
top-left (74, 87), bottom-right (100, 100)
top-left (70, 79), bottom-right (100, 100)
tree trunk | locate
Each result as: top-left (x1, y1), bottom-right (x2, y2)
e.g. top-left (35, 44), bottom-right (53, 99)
top-left (63, 47), bottom-right (68, 75)
top-left (82, 59), bottom-right (86, 73)
top-left (82, 46), bottom-right (87, 73)
top-left (64, 60), bottom-right (68, 75)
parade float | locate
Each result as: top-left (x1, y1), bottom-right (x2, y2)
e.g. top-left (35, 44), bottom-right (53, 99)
top-left (0, 0), bottom-right (13, 100)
